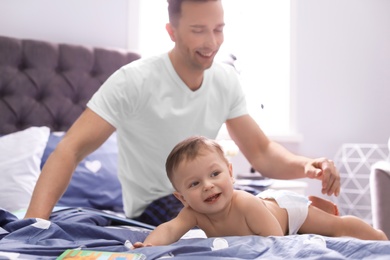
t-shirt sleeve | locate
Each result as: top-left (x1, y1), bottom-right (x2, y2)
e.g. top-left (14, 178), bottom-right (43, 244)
top-left (87, 67), bottom-right (138, 128)
top-left (225, 66), bottom-right (248, 120)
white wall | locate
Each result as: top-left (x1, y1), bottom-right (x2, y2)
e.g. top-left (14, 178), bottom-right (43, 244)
top-left (292, 0), bottom-right (390, 196)
top-left (1, 0), bottom-right (389, 198)
top-left (0, 0), bottom-right (136, 51)
top-left (293, 0), bottom-right (390, 155)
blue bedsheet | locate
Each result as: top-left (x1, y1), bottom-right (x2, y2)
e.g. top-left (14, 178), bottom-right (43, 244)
top-left (1, 208), bottom-right (389, 259)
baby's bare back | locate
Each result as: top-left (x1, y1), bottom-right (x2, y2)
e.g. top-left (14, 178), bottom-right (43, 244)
top-left (196, 190), bottom-right (288, 237)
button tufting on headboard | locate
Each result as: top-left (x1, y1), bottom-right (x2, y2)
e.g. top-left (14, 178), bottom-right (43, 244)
top-left (0, 35), bottom-right (141, 135)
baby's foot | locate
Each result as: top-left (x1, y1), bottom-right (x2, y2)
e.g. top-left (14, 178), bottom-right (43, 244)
top-left (309, 195), bottom-right (339, 216)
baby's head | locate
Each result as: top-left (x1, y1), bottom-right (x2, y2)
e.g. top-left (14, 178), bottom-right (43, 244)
top-left (166, 136), bottom-right (229, 189)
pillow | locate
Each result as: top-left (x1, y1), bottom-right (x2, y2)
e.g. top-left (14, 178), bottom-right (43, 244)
top-left (41, 132), bottom-right (123, 212)
top-left (0, 126), bottom-right (50, 212)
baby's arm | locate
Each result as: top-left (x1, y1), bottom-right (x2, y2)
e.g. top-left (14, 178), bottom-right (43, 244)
top-left (239, 191), bottom-right (284, 236)
top-left (133, 208), bottom-right (197, 248)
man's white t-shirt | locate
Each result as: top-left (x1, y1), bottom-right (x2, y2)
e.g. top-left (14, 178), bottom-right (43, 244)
top-left (87, 53), bottom-right (248, 218)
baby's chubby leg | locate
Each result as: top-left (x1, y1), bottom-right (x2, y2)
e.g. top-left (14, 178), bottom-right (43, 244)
top-left (299, 203), bottom-right (388, 240)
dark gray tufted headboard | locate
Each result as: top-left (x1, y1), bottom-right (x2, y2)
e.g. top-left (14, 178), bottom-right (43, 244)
top-left (0, 35), bottom-right (141, 135)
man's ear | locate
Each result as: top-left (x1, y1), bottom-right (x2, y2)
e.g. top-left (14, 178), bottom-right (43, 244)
top-left (166, 23), bottom-right (176, 42)
top-left (173, 191), bottom-right (188, 207)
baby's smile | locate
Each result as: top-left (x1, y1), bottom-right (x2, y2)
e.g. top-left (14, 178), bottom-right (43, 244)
top-left (204, 193), bottom-right (221, 203)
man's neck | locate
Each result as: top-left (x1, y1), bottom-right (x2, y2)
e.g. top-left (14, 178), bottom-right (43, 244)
top-left (168, 50), bottom-right (204, 91)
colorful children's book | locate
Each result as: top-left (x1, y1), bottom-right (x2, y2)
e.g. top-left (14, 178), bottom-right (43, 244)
top-left (56, 249), bottom-right (146, 260)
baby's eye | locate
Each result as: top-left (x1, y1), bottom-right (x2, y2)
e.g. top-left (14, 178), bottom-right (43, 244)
top-left (189, 181), bottom-right (199, 188)
top-left (211, 171), bottom-right (220, 177)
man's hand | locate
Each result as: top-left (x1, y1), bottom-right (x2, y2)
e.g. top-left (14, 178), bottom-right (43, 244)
top-left (305, 158), bottom-right (340, 196)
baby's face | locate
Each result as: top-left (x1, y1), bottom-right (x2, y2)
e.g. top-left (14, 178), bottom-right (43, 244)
top-left (172, 149), bottom-right (234, 215)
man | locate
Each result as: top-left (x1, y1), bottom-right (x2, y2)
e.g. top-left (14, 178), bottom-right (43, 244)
top-left (25, 0), bottom-right (340, 225)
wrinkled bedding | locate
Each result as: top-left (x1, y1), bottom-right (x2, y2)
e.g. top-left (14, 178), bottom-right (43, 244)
top-left (1, 208), bottom-right (389, 260)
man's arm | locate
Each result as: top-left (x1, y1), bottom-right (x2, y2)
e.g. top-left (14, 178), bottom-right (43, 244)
top-left (24, 108), bottom-right (116, 219)
top-left (226, 115), bottom-right (340, 196)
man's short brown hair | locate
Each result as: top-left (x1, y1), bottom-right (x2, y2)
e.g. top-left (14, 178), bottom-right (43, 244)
top-left (167, 0), bottom-right (219, 26)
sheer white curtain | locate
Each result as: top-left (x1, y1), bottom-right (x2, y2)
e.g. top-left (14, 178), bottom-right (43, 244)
top-left (138, 0), bottom-right (291, 136)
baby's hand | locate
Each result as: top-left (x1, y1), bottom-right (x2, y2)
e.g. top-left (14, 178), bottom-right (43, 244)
top-left (132, 241), bottom-right (152, 249)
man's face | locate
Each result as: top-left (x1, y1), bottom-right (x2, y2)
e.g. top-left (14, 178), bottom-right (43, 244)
top-left (169, 1), bottom-right (225, 71)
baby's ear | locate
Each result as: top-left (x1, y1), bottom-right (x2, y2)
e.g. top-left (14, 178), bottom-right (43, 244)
top-left (229, 163), bottom-right (234, 177)
top-left (173, 191), bottom-right (188, 207)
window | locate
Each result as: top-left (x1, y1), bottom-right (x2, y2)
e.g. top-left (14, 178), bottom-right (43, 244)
top-left (138, 0), bottom-right (291, 137)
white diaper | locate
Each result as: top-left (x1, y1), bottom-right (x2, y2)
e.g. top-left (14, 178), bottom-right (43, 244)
top-left (257, 189), bottom-right (311, 235)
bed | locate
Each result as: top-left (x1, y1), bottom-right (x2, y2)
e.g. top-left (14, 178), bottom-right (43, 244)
top-left (1, 35), bottom-right (390, 259)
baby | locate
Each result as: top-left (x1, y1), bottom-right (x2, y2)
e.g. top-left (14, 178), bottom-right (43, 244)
top-left (134, 136), bottom-right (387, 247)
